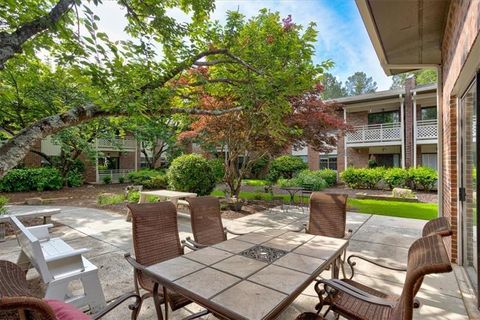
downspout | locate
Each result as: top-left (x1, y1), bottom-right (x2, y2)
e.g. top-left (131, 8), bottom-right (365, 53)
top-left (437, 65), bottom-right (443, 217)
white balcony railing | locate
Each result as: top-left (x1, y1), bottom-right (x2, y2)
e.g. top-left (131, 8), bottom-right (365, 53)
top-left (346, 122), bottom-right (402, 145)
top-left (96, 138), bottom-right (137, 151)
top-left (98, 169), bottom-right (135, 183)
top-left (416, 119), bottom-right (438, 141)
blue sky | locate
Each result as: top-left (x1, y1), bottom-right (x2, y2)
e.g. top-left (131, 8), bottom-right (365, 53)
top-left (93, 0), bottom-right (392, 90)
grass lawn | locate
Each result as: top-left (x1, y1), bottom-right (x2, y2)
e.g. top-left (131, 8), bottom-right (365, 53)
top-left (211, 189), bottom-right (437, 220)
top-left (242, 179), bottom-right (269, 186)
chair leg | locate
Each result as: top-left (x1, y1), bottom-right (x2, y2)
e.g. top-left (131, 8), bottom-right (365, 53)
top-left (81, 270), bottom-right (106, 313)
top-left (341, 249), bottom-right (347, 279)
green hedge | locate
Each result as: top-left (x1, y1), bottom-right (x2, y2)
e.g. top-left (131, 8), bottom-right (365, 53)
top-left (167, 154), bottom-right (216, 196)
top-left (340, 167), bottom-right (437, 191)
top-left (267, 155), bottom-right (307, 182)
top-left (0, 196), bottom-right (8, 215)
top-left (208, 158), bottom-right (225, 183)
top-left (127, 169), bottom-right (164, 185)
top-left (278, 169), bottom-right (328, 191)
top-left (0, 168), bottom-right (63, 192)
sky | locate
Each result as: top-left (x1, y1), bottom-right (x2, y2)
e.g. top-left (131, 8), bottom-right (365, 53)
top-left (92, 0), bottom-right (392, 90)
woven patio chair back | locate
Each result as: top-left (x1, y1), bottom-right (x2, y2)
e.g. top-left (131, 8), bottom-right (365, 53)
top-left (187, 196), bottom-right (226, 245)
top-left (308, 192), bottom-right (348, 238)
top-left (0, 260), bottom-right (56, 320)
top-left (128, 202), bottom-right (183, 290)
top-left (422, 216), bottom-right (453, 237)
top-left (390, 234), bottom-right (452, 320)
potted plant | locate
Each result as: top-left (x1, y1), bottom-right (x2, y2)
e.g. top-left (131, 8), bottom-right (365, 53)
top-left (0, 196), bottom-right (9, 241)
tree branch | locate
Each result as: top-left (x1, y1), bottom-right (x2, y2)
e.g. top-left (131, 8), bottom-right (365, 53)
top-left (186, 78), bottom-right (248, 87)
top-left (0, 0), bottom-right (75, 68)
top-left (0, 103), bottom-right (243, 177)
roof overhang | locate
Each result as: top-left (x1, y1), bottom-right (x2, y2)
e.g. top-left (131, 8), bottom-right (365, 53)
top-left (356, 0), bottom-right (451, 75)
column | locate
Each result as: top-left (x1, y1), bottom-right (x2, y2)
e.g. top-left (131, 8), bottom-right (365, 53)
top-left (343, 108), bottom-right (348, 170)
top-left (413, 92), bottom-right (417, 167)
top-left (400, 94), bottom-right (405, 168)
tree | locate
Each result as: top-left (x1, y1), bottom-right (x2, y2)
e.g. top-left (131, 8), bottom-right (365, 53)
top-left (0, 0), bottom-right (261, 177)
top-left (179, 11), bottom-right (348, 197)
top-left (390, 69), bottom-right (437, 89)
top-left (320, 72), bottom-right (347, 99)
top-left (345, 71), bottom-right (377, 96)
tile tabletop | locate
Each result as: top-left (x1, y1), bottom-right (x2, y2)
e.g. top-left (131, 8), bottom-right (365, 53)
top-left (145, 228), bottom-right (348, 320)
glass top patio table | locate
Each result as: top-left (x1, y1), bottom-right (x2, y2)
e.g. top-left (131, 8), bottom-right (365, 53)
top-left (144, 229), bottom-right (348, 320)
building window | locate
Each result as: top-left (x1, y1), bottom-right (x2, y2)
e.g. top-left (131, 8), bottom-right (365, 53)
top-left (294, 155), bottom-right (308, 163)
top-left (421, 153), bottom-right (437, 170)
top-left (320, 156), bottom-right (337, 170)
top-left (368, 111), bottom-right (400, 125)
top-left (370, 154), bottom-right (400, 168)
top-left (421, 106), bottom-right (437, 120)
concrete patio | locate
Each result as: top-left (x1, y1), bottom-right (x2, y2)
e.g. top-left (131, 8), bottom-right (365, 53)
top-left (1, 205), bottom-right (471, 319)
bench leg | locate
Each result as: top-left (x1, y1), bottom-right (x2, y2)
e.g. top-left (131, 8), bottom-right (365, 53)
top-left (81, 270), bottom-right (106, 313)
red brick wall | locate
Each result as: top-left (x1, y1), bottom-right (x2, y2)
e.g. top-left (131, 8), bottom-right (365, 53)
top-left (337, 133), bottom-right (346, 171)
top-left (23, 141), bottom-right (42, 167)
top-left (404, 78), bottom-right (416, 168)
top-left (440, 0), bottom-right (480, 262)
top-left (119, 152), bottom-right (137, 169)
top-left (307, 146), bottom-right (319, 170)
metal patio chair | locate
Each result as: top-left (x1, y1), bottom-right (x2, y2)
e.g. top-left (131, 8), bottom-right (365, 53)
top-left (0, 260), bottom-right (141, 320)
top-left (125, 202), bottom-right (206, 320)
top-left (311, 234), bottom-right (452, 320)
top-left (183, 196), bottom-right (244, 250)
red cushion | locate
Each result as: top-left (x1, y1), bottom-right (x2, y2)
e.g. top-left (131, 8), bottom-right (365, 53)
top-left (45, 300), bottom-right (91, 320)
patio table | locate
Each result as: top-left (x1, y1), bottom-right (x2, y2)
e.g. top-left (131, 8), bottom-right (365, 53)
top-left (144, 228), bottom-right (348, 320)
top-left (137, 190), bottom-right (197, 205)
top-left (280, 187), bottom-right (304, 206)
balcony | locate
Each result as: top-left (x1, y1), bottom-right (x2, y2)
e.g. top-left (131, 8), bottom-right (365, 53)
top-left (346, 122), bottom-right (402, 147)
top-left (416, 119), bottom-right (438, 144)
top-left (96, 138), bottom-right (137, 152)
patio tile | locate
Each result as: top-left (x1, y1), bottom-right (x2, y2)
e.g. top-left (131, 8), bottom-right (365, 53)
top-left (252, 228), bottom-right (289, 237)
top-left (0, 238), bottom-right (21, 255)
top-left (365, 214), bottom-right (425, 230)
top-left (248, 264), bottom-right (310, 294)
top-left (212, 239), bottom-right (254, 253)
top-left (49, 225), bottom-right (89, 241)
top-left (212, 255), bottom-right (267, 278)
top-left (278, 231), bottom-right (315, 243)
top-left (211, 281), bottom-right (287, 319)
top-left (274, 253), bottom-right (326, 274)
top-left (351, 224), bottom-right (419, 248)
top-left (174, 268), bottom-right (240, 299)
top-left (235, 233), bottom-right (275, 244)
top-left (308, 236), bottom-right (348, 247)
top-left (263, 237), bottom-right (303, 251)
top-left (293, 242), bottom-right (340, 260)
top-left (68, 236), bottom-right (121, 259)
top-left (223, 220), bottom-right (264, 233)
top-left (183, 247), bottom-right (233, 266)
top-left (147, 257), bottom-right (205, 281)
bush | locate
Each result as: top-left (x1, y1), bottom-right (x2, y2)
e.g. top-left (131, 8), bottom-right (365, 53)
top-left (127, 169), bottom-right (164, 185)
top-left (209, 158), bottom-right (225, 183)
top-left (0, 168), bottom-right (63, 192)
top-left (118, 176), bottom-right (125, 184)
top-left (341, 167), bottom-right (385, 189)
top-left (0, 196), bottom-right (8, 215)
top-left (409, 167), bottom-right (437, 191)
top-left (384, 168), bottom-right (409, 189)
top-left (268, 155), bottom-right (307, 182)
top-left (167, 154), bottom-right (216, 196)
top-left (249, 156), bottom-right (270, 179)
top-left (277, 170), bottom-right (327, 191)
top-left (66, 171), bottom-right (84, 187)
top-left (143, 175), bottom-right (169, 190)
top-left (317, 169), bottom-right (337, 187)
top-left (102, 175), bottom-right (112, 184)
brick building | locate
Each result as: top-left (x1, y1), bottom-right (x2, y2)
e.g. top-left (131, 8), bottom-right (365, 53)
top-left (294, 82), bottom-right (439, 172)
top-left (355, 0), bottom-right (480, 307)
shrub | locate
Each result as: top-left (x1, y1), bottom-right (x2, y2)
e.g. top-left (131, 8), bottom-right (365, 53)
top-left (143, 175), bottom-right (169, 190)
top-left (127, 169), bottom-right (164, 185)
top-left (118, 176), bottom-right (125, 184)
top-left (341, 167), bottom-right (385, 189)
top-left (0, 168), bottom-right (63, 192)
top-left (0, 196), bottom-right (8, 215)
top-left (384, 168), bottom-right (409, 189)
top-left (66, 171), bottom-right (84, 187)
top-left (277, 170), bottom-right (327, 191)
top-left (209, 158), bottom-right (225, 183)
top-left (102, 175), bottom-right (112, 184)
top-left (409, 167), bottom-right (437, 191)
top-left (317, 169), bottom-right (337, 187)
top-left (249, 156), bottom-right (270, 179)
top-left (368, 159), bottom-right (378, 168)
top-left (97, 193), bottom-right (125, 205)
top-left (268, 155), bottom-right (307, 182)
top-left (167, 154), bottom-right (216, 196)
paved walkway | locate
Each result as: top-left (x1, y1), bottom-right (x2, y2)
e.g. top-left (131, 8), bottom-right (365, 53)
top-left (1, 205), bottom-right (469, 319)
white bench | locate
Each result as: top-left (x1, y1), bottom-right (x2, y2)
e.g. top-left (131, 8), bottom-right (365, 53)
top-left (11, 216), bottom-right (106, 313)
top-left (0, 208), bottom-right (61, 224)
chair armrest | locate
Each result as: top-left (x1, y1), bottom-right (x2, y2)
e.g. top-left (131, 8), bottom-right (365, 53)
top-left (124, 253), bottom-right (147, 272)
top-left (184, 237), bottom-right (208, 249)
top-left (44, 248), bottom-right (90, 264)
top-left (181, 239), bottom-right (199, 251)
top-left (26, 224), bottom-right (54, 241)
top-left (315, 279), bottom-right (396, 308)
top-left (92, 292), bottom-right (141, 320)
top-left (225, 227), bottom-right (246, 236)
top-left (290, 223), bottom-right (307, 233)
top-left (346, 254), bottom-right (406, 279)
top-left (0, 296), bottom-right (56, 318)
